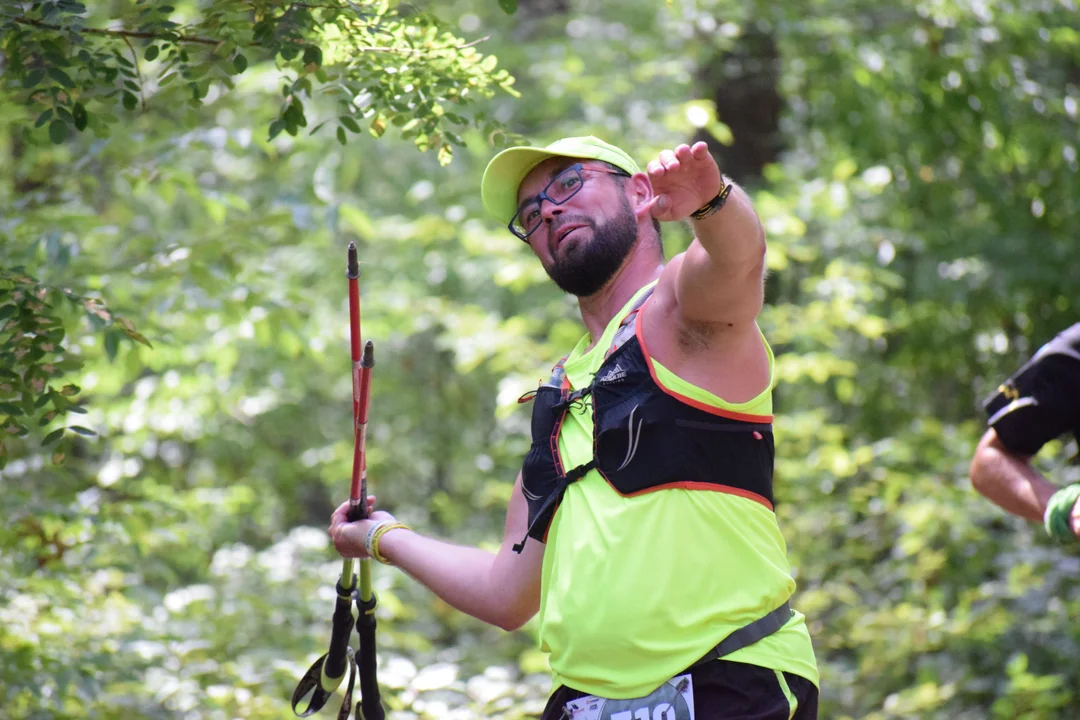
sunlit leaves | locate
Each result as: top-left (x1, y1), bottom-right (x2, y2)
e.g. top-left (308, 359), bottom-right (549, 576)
top-left (0, 270), bottom-right (145, 465)
top-left (3, 1), bottom-right (1080, 718)
top-left (1, 0), bottom-right (516, 160)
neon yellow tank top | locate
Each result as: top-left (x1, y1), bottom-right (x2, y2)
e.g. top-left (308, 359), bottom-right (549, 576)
top-left (537, 284), bottom-right (819, 698)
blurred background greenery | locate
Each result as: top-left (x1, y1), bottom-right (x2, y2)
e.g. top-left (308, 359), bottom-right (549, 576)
top-left (2, 0), bottom-right (1079, 718)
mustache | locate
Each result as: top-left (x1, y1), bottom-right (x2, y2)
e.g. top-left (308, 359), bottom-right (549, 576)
top-left (549, 215), bottom-right (594, 243)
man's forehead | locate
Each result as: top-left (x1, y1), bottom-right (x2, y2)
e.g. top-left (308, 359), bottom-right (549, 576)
top-left (522, 157), bottom-right (575, 186)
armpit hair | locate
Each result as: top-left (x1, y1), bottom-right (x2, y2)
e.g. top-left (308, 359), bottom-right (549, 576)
top-left (677, 318), bottom-right (726, 354)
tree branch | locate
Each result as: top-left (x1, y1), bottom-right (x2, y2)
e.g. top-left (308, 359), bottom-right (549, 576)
top-left (122, 36), bottom-right (147, 112)
top-left (353, 35), bottom-right (490, 55)
top-left (12, 16), bottom-right (220, 46)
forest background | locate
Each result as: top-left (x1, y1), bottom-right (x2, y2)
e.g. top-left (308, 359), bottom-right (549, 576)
top-left (2, 0), bottom-right (1080, 718)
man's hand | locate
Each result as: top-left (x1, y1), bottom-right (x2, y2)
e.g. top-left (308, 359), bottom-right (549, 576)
top-left (328, 495), bottom-right (393, 559)
top-left (645, 142), bottom-right (723, 222)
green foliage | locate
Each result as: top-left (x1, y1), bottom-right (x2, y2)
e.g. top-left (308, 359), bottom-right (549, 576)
top-left (3, 0), bottom-right (1080, 718)
top-left (0, 267), bottom-right (153, 468)
top-left (0, 0), bottom-right (517, 161)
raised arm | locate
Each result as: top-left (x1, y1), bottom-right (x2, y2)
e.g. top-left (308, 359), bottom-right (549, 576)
top-left (646, 142), bottom-right (767, 327)
top-left (972, 342), bottom-right (1080, 537)
top-left (329, 473), bottom-right (543, 631)
top-left (969, 429), bottom-right (1067, 526)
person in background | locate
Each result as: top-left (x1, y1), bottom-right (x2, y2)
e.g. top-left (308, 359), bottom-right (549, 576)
top-left (970, 323), bottom-right (1080, 540)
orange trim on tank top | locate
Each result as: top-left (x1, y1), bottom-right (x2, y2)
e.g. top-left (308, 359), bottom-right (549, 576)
top-left (633, 298), bottom-right (775, 423)
top-left (602, 477), bottom-right (774, 511)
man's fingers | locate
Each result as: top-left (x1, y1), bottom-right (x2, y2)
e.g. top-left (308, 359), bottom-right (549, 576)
top-left (329, 501), bottom-right (350, 528)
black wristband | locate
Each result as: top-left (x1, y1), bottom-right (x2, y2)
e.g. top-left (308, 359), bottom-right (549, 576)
top-left (690, 182), bottom-right (733, 221)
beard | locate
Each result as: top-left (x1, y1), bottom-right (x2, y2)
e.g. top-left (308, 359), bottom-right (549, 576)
top-left (544, 199), bottom-right (639, 297)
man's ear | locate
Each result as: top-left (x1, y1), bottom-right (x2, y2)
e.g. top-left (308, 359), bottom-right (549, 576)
top-left (627, 172), bottom-right (654, 220)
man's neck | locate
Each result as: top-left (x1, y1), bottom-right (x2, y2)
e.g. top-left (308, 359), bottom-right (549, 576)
top-left (577, 256), bottom-right (664, 347)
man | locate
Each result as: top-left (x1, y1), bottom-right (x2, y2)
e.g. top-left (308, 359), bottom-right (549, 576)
top-left (330, 136), bottom-right (819, 718)
top-left (970, 323), bottom-right (1080, 539)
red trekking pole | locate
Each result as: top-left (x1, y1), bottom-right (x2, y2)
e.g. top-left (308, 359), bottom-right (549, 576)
top-left (292, 242), bottom-right (384, 720)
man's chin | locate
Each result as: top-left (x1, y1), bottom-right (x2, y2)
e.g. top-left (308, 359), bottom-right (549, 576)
top-left (547, 263), bottom-right (615, 298)
top-left (553, 227), bottom-right (589, 257)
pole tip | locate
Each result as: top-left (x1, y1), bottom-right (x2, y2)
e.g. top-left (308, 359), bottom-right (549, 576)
top-left (346, 243), bottom-right (360, 279)
top-left (362, 340), bottom-right (375, 368)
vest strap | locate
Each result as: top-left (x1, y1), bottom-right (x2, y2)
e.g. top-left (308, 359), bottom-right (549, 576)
top-left (690, 600), bottom-right (793, 667)
top-left (604, 287), bottom-right (653, 361)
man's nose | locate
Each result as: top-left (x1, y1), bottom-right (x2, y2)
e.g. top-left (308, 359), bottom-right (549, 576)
top-left (540, 200), bottom-right (563, 223)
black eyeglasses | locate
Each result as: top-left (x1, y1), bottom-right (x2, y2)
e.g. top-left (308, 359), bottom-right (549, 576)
top-left (509, 163), bottom-right (631, 242)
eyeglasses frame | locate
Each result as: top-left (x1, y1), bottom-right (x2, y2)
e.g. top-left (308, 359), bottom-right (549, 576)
top-left (508, 162), bottom-right (632, 242)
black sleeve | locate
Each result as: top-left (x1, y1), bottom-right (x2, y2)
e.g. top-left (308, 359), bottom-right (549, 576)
top-left (983, 324), bottom-right (1080, 456)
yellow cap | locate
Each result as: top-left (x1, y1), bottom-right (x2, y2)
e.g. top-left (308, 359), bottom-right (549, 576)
top-left (481, 136), bottom-right (641, 224)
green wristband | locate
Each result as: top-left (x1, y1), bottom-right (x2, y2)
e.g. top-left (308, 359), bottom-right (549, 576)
top-left (1043, 484), bottom-right (1080, 541)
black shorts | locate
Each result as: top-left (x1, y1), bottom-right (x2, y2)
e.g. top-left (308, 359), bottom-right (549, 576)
top-left (540, 660), bottom-right (818, 720)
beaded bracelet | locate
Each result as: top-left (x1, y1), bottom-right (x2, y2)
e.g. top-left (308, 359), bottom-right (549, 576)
top-left (690, 181), bottom-right (733, 221)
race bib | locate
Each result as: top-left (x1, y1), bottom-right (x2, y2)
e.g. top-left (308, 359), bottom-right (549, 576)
top-left (564, 674), bottom-right (695, 720)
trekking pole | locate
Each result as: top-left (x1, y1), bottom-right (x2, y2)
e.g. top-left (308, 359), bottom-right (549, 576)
top-left (345, 247), bottom-right (383, 720)
top-left (292, 243), bottom-right (384, 720)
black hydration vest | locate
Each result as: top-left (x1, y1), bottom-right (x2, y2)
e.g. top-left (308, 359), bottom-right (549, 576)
top-left (984, 322), bottom-right (1080, 457)
top-left (514, 291), bottom-right (776, 553)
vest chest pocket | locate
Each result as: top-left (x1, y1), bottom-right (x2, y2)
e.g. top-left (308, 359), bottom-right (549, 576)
top-left (592, 390), bottom-right (776, 503)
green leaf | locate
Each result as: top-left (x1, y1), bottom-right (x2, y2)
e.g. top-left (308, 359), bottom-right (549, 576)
top-left (497, 0), bottom-right (518, 14)
top-left (0, 402), bottom-right (22, 416)
top-left (340, 116), bottom-right (361, 133)
top-left (68, 425), bottom-right (96, 437)
top-left (4, 421), bottom-right (29, 437)
top-left (48, 120), bottom-right (68, 144)
top-left (122, 328), bottom-right (152, 347)
top-left (302, 46), bottom-right (323, 68)
top-left (48, 68), bottom-right (76, 89)
top-left (337, 126), bottom-right (347, 145)
top-left (233, 54), bottom-right (248, 73)
top-left (42, 428), bottom-right (64, 446)
top-left (144, 45), bottom-right (160, 61)
top-left (268, 119), bottom-right (284, 140)
top-left (122, 91), bottom-right (138, 110)
top-left (72, 102), bottom-right (88, 131)
top-left (104, 330), bottom-right (120, 360)
top-left (22, 69), bottom-right (45, 88)
top-left (34, 107), bottom-right (54, 128)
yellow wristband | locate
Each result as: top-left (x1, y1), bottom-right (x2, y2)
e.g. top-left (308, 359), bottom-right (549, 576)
top-left (370, 522), bottom-right (410, 565)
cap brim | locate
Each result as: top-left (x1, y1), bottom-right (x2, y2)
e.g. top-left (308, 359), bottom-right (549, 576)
top-left (481, 146), bottom-right (566, 225)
